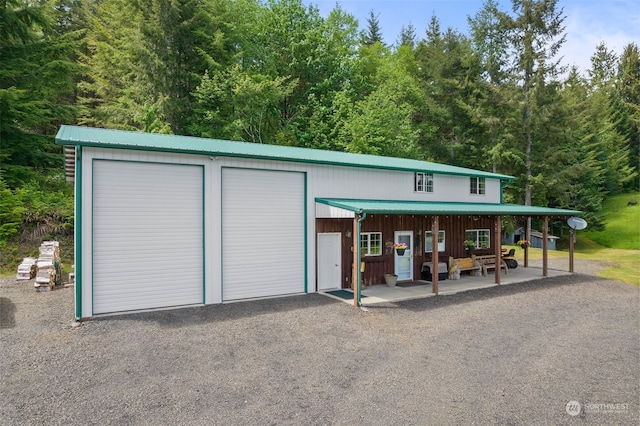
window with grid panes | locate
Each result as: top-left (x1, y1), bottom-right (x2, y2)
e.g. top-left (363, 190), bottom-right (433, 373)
top-left (415, 172), bottom-right (434, 193)
top-left (360, 232), bottom-right (382, 256)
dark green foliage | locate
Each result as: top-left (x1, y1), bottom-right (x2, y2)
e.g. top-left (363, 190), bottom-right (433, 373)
top-left (2, 0), bottom-right (639, 273)
top-left (0, 0), bottom-right (79, 188)
top-left (362, 10), bottom-right (384, 46)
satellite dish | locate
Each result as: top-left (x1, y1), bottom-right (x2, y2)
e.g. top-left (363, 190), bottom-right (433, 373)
top-left (567, 217), bottom-right (587, 230)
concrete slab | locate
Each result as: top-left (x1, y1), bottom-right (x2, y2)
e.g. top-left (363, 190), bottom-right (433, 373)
top-left (323, 266), bottom-right (572, 305)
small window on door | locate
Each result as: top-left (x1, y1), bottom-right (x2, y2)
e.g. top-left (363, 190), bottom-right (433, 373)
top-left (425, 230), bottom-right (445, 253)
top-left (360, 232), bottom-right (382, 256)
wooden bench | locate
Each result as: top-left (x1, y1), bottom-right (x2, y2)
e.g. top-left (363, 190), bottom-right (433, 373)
top-left (448, 256), bottom-right (481, 277)
top-left (480, 257), bottom-right (508, 276)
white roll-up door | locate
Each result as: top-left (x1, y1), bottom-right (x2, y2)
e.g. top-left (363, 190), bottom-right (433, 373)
top-left (222, 168), bottom-right (305, 301)
top-left (92, 160), bottom-right (204, 314)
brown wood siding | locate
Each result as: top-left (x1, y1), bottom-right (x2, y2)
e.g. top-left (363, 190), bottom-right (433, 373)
top-left (316, 215), bottom-right (496, 288)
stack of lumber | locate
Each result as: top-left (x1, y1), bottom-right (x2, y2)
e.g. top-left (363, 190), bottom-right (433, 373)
top-left (34, 241), bottom-right (61, 292)
top-left (16, 257), bottom-right (38, 280)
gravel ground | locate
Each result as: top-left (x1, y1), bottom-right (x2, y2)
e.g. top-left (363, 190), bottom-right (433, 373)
top-left (1, 272), bottom-right (638, 425)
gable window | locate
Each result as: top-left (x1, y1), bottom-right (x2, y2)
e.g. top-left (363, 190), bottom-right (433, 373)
top-left (415, 172), bottom-right (434, 193)
top-left (470, 177), bottom-right (485, 195)
top-left (465, 229), bottom-right (490, 249)
top-left (360, 232), bottom-right (382, 256)
top-left (425, 230), bottom-right (445, 253)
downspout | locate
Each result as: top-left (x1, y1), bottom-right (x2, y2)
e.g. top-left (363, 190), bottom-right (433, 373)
top-left (356, 212), bottom-right (367, 307)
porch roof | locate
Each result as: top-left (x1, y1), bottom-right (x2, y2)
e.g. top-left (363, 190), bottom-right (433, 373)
top-left (315, 198), bottom-right (582, 217)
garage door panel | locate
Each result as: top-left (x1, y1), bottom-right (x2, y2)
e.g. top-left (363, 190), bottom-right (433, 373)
top-left (222, 168), bottom-right (305, 301)
top-left (92, 161), bottom-right (203, 314)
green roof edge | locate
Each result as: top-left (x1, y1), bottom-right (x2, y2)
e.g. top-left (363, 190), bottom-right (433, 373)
top-left (315, 198), bottom-right (582, 216)
top-left (55, 125), bottom-right (515, 181)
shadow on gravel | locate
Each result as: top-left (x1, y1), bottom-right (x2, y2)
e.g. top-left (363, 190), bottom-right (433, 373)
top-left (371, 274), bottom-right (603, 313)
top-left (94, 293), bottom-right (340, 328)
top-left (0, 297), bottom-right (17, 329)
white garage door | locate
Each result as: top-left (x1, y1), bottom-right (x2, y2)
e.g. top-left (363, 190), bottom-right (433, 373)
top-left (92, 160), bottom-right (204, 314)
top-left (222, 168), bottom-right (305, 301)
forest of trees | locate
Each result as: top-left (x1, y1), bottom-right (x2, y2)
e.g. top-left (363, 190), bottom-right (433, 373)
top-left (1, 0), bottom-right (638, 264)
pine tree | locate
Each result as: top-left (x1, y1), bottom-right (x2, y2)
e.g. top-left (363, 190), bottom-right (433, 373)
top-left (362, 10), bottom-right (384, 46)
top-left (0, 0), bottom-right (79, 188)
top-left (616, 43), bottom-right (640, 188)
top-left (398, 23), bottom-right (416, 49)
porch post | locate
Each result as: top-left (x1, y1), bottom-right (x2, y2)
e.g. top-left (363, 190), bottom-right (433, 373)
top-left (542, 216), bottom-right (549, 277)
top-left (431, 215), bottom-right (439, 295)
top-left (524, 217), bottom-right (530, 268)
top-left (569, 227), bottom-right (575, 273)
top-left (494, 216), bottom-right (502, 284)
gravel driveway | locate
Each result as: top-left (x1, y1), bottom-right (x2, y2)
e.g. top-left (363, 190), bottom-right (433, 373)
top-left (1, 274), bottom-right (638, 425)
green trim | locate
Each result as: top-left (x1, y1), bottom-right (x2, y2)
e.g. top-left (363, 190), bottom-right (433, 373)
top-left (303, 172), bottom-right (308, 294)
top-left (315, 198), bottom-right (582, 217)
top-left (219, 167), bottom-right (224, 301)
top-left (55, 125), bottom-right (514, 181)
top-left (74, 146), bottom-right (82, 320)
top-left (202, 166), bottom-right (206, 305)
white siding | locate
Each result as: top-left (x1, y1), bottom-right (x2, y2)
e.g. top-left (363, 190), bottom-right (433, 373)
top-left (78, 145), bottom-right (504, 317)
top-left (92, 160), bottom-right (204, 314)
top-left (221, 168), bottom-right (305, 301)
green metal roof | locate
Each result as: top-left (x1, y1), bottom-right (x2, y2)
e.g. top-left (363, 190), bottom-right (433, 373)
top-left (315, 198), bottom-right (582, 216)
top-left (56, 125), bottom-right (514, 180)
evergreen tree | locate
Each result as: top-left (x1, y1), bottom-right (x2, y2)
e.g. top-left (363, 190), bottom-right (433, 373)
top-left (397, 23), bottom-right (416, 49)
top-left (362, 10), bottom-right (384, 46)
top-left (415, 16), bottom-right (480, 164)
top-left (468, 0), bottom-right (516, 174)
top-left (506, 0), bottom-right (567, 209)
top-left (616, 43), bottom-right (640, 188)
top-left (0, 0), bottom-right (79, 188)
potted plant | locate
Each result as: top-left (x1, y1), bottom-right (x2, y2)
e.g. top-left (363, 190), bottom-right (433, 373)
top-left (516, 239), bottom-right (530, 249)
top-left (464, 240), bottom-right (477, 252)
top-left (384, 273), bottom-right (398, 287)
top-left (393, 243), bottom-right (408, 256)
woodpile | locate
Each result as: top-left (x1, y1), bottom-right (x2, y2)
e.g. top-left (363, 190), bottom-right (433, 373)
top-left (33, 241), bottom-right (62, 292)
top-left (16, 257), bottom-right (37, 280)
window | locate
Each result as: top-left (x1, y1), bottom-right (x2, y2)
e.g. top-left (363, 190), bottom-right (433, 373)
top-left (470, 177), bottom-right (485, 195)
top-left (360, 232), bottom-right (382, 256)
top-left (425, 230), bottom-right (445, 253)
top-left (465, 229), bottom-right (490, 249)
top-left (415, 172), bottom-right (434, 193)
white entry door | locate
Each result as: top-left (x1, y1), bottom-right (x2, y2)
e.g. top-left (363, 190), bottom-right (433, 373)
top-left (317, 233), bottom-right (341, 291)
top-left (394, 231), bottom-right (413, 281)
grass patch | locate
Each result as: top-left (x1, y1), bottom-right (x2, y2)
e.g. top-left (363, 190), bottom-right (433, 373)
top-left (582, 192), bottom-right (639, 250)
top-left (504, 240), bottom-right (640, 286)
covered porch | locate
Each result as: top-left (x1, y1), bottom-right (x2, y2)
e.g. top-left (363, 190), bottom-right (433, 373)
top-left (323, 265), bottom-right (571, 305)
top-left (315, 198), bottom-right (582, 307)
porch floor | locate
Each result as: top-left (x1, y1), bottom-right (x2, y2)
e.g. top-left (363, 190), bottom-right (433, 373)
top-left (329, 266), bottom-right (571, 305)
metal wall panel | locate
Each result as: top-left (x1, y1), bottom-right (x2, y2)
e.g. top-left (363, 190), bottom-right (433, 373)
top-left (92, 160), bottom-right (203, 314)
top-left (221, 168), bottom-right (305, 301)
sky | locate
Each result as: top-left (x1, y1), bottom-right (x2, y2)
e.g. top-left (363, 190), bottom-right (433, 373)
top-left (303, 0), bottom-right (640, 75)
